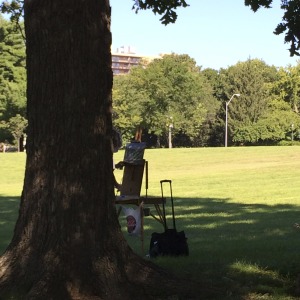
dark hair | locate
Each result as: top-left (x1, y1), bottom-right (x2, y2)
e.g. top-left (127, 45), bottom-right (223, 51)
top-left (112, 128), bottom-right (122, 152)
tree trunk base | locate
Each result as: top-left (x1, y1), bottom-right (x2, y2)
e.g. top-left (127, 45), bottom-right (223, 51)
top-left (0, 248), bottom-right (217, 300)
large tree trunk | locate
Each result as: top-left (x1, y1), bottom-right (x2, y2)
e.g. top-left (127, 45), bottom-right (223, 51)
top-left (0, 1), bottom-right (196, 299)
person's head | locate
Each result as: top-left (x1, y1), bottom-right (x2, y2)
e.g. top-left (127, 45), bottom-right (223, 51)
top-left (112, 128), bottom-right (122, 153)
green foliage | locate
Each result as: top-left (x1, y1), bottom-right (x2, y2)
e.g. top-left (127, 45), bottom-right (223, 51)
top-left (5, 0), bottom-right (300, 57)
top-left (0, 0), bottom-right (23, 17)
top-left (1, 2), bottom-right (300, 147)
top-left (233, 98), bottom-right (300, 144)
top-left (7, 113), bottom-right (27, 146)
top-left (113, 56), bottom-right (300, 147)
top-left (214, 59), bottom-right (287, 145)
top-left (0, 15), bottom-right (26, 143)
top-left (244, 0), bottom-right (272, 11)
top-left (246, 0), bottom-right (300, 57)
top-left (113, 75), bottom-right (144, 142)
top-left (227, 59), bottom-right (277, 122)
top-left (132, 0), bottom-right (189, 25)
top-left (113, 54), bottom-right (218, 146)
top-left (275, 0), bottom-right (300, 56)
top-left (272, 64), bottom-right (300, 113)
top-left (202, 67), bottom-right (226, 100)
top-left (0, 1), bottom-right (25, 46)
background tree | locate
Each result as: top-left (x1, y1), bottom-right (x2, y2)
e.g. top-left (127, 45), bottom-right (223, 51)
top-left (133, 0), bottom-right (189, 24)
top-left (202, 67), bottom-right (226, 100)
top-left (251, 98), bottom-right (300, 144)
top-left (219, 59), bottom-right (278, 145)
top-left (272, 64), bottom-right (300, 113)
top-left (113, 54), bottom-right (218, 147)
top-left (246, 0), bottom-right (300, 56)
top-left (0, 15), bottom-right (26, 144)
top-left (112, 73), bottom-right (145, 142)
top-left (6, 113), bottom-right (27, 150)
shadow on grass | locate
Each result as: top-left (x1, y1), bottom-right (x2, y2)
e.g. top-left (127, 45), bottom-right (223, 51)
top-left (122, 197), bottom-right (300, 299)
top-left (0, 195), bottom-right (20, 255)
top-left (2, 194), bottom-right (300, 298)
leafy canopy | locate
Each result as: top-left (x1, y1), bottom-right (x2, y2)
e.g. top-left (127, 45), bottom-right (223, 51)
top-left (245, 0), bottom-right (300, 56)
top-left (132, 0), bottom-right (189, 24)
top-left (0, 15), bottom-right (26, 143)
top-left (113, 54), bottom-right (216, 145)
top-left (1, 0), bottom-right (300, 56)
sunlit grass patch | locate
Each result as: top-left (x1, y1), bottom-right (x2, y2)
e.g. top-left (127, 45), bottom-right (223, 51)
top-left (230, 261), bottom-right (285, 284)
top-left (227, 261), bottom-right (293, 299)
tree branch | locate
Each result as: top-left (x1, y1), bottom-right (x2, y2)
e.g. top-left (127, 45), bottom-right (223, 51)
top-left (132, 0), bottom-right (189, 25)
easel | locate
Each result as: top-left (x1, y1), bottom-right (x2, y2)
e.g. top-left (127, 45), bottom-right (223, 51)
top-left (115, 159), bottom-right (166, 254)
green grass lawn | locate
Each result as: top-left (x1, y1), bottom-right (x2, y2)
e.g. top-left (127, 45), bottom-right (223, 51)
top-left (1, 146), bottom-right (300, 299)
top-left (0, 153), bottom-right (25, 252)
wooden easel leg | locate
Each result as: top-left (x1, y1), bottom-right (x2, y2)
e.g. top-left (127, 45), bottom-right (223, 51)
top-left (140, 204), bottom-right (144, 254)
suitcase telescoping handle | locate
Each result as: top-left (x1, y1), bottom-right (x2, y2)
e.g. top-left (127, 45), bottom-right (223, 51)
top-left (160, 179), bottom-right (176, 230)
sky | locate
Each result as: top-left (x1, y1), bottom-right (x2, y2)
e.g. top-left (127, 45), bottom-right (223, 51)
top-left (110, 0), bottom-right (299, 70)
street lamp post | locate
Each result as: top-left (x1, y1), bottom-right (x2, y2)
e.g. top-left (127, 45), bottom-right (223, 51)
top-left (225, 93), bottom-right (240, 147)
top-left (291, 123), bottom-right (294, 144)
top-left (168, 116), bottom-right (173, 148)
top-left (168, 123), bottom-right (173, 148)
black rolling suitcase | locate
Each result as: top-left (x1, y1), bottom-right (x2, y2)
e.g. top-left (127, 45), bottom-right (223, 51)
top-left (149, 180), bottom-right (189, 258)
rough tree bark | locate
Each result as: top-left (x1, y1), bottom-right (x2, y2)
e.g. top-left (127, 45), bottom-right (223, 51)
top-left (0, 1), bottom-right (199, 299)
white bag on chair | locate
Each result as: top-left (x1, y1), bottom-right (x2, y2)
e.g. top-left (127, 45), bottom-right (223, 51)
top-left (122, 203), bottom-right (143, 236)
